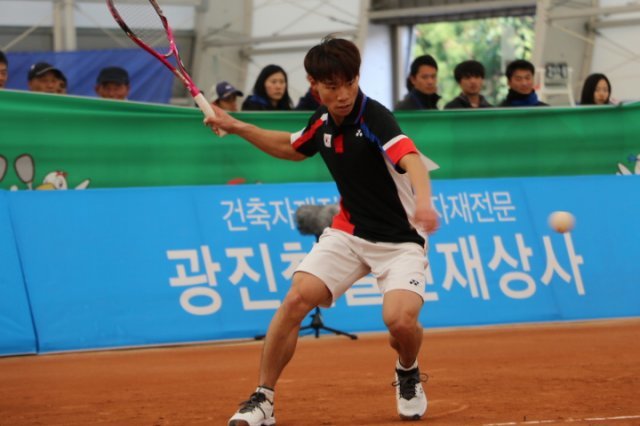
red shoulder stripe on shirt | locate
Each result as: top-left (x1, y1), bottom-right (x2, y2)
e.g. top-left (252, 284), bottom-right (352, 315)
top-left (384, 136), bottom-right (418, 164)
top-left (292, 116), bottom-right (325, 150)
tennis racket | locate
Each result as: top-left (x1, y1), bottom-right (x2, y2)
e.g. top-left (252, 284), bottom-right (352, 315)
top-left (106, 0), bottom-right (224, 135)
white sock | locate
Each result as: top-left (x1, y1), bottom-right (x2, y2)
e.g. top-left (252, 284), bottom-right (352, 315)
top-left (256, 386), bottom-right (275, 401)
top-left (396, 359), bottom-right (418, 371)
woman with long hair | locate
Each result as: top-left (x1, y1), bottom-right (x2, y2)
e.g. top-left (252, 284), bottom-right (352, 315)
top-left (580, 73), bottom-right (613, 105)
top-left (242, 64), bottom-right (293, 111)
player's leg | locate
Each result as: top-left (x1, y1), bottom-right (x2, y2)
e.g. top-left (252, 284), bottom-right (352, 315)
top-left (229, 228), bottom-right (369, 426)
top-left (383, 290), bottom-right (424, 371)
top-left (383, 290), bottom-right (428, 420)
top-left (228, 272), bottom-right (329, 426)
top-left (259, 271), bottom-right (331, 387)
top-left (369, 241), bottom-right (429, 420)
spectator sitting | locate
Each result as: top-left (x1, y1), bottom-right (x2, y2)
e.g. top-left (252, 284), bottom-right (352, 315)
top-left (95, 66), bottom-right (130, 100)
top-left (0, 50), bottom-right (7, 89)
top-left (499, 59), bottom-right (548, 107)
top-left (444, 60), bottom-right (492, 109)
top-left (395, 54), bottom-right (441, 110)
top-left (28, 62), bottom-right (65, 94)
top-left (211, 81), bottom-right (243, 112)
top-left (580, 73), bottom-right (614, 105)
top-left (242, 64), bottom-right (293, 111)
top-left (295, 76), bottom-right (321, 110)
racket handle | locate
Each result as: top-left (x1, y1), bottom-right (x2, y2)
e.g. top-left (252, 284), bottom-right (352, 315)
top-left (194, 92), bottom-right (227, 137)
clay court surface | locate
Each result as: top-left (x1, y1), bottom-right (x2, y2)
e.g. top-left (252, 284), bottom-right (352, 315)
top-left (1, 318), bottom-right (639, 426)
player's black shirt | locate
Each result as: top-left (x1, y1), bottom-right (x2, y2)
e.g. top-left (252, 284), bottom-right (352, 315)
top-left (291, 90), bottom-right (426, 246)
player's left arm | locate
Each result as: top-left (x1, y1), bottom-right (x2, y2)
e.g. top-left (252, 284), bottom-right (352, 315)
top-left (398, 153), bottom-right (439, 234)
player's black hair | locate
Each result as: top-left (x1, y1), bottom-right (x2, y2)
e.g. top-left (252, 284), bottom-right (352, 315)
top-left (580, 73), bottom-right (611, 105)
top-left (454, 60), bottom-right (485, 83)
top-left (304, 36), bottom-right (361, 84)
top-left (0, 50), bottom-right (7, 65)
top-left (505, 59), bottom-right (535, 80)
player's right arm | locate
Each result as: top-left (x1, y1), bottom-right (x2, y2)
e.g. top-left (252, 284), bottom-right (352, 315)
top-left (205, 104), bottom-right (305, 161)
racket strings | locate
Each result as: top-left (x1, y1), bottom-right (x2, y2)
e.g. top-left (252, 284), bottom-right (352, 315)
top-left (112, 2), bottom-right (171, 54)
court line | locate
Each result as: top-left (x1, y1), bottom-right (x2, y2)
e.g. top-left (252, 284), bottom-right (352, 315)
top-left (483, 414), bottom-right (640, 426)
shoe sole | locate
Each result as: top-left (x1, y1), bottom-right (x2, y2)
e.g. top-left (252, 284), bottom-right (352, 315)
top-left (228, 420), bottom-right (276, 426)
top-left (399, 413), bottom-right (422, 421)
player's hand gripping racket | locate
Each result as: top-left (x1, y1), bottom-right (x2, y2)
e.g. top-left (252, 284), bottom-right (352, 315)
top-left (106, 0), bottom-right (225, 135)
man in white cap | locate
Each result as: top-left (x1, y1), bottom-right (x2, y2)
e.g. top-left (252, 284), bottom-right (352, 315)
top-left (27, 62), bottom-right (66, 94)
top-left (211, 81), bottom-right (243, 112)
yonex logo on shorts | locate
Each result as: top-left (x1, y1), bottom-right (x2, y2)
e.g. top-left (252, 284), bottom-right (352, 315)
top-left (409, 279), bottom-right (420, 286)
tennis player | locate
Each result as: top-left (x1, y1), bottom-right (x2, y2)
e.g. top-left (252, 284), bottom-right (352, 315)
top-left (206, 36), bottom-right (439, 426)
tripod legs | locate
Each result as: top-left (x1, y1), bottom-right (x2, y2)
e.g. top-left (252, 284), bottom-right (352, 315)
top-left (254, 307), bottom-right (357, 340)
top-left (298, 307), bottom-right (358, 340)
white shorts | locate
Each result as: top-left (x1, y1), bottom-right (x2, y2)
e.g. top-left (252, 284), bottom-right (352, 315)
top-left (295, 228), bottom-right (429, 307)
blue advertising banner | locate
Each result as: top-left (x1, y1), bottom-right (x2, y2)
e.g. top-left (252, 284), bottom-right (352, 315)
top-left (0, 191), bottom-right (37, 356)
top-left (5, 175), bottom-right (640, 353)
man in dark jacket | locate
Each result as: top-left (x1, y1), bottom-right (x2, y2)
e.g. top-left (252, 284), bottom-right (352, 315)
top-left (444, 60), bottom-right (492, 109)
top-left (295, 76), bottom-right (321, 111)
top-left (0, 50), bottom-right (8, 89)
top-left (395, 54), bottom-right (441, 110)
top-left (499, 59), bottom-right (548, 107)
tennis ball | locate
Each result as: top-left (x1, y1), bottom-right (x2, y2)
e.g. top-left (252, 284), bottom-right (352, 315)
top-left (548, 211), bottom-right (575, 233)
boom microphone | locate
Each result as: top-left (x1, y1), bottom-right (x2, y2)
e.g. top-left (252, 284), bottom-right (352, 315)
top-left (295, 204), bottom-right (339, 236)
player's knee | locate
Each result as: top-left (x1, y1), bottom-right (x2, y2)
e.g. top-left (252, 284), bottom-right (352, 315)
top-left (385, 312), bottom-right (419, 337)
top-left (281, 290), bottom-right (315, 320)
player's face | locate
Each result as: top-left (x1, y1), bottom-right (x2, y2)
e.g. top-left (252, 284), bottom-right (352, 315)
top-left (410, 65), bottom-right (438, 95)
top-left (0, 63), bottom-right (7, 88)
top-left (313, 75), bottom-right (360, 125)
top-left (593, 79), bottom-right (610, 105)
top-left (96, 82), bottom-right (129, 100)
top-left (508, 69), bottom-right (534, 95)
top-left (264, 72), bottom-right (286, 104)
top-left (459, 75), bottom-right (483, 96)
top-left (28, 72), bottom-right (59, 93)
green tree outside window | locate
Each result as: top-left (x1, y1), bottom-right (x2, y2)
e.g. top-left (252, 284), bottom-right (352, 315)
top-left (414, 16), bottom-right (535, 106)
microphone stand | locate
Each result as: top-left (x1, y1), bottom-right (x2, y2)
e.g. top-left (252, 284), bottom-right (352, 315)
top-left (255, 206), bottom-right (358, 341)
top-left (297, 233), bottom-right (357, 340)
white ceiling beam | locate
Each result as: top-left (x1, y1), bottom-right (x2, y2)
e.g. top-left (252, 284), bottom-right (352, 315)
top-left (15, 0), bottom-right (202, 4)
top-left (548, 4), bottom-right (640, 21)
top-left (204, 30), bottom-right (358, 48)
top-left (590, 17), bottom-right (640, 30)
top-left (368, 0), bottom-right (536, 20)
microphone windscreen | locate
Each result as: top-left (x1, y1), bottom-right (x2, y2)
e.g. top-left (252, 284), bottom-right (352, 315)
top-left (295, 204), bottom-right (339, 236)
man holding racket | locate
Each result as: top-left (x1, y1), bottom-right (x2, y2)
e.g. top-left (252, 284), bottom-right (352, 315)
top-left (206, 36), bottom-right (438, 426)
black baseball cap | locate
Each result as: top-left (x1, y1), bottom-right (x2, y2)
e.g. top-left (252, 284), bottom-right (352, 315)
top-left (96, 66), bottom-right (130, 85)
top-left (215, 81), bottom-right (243, 101)
top-left (28, 62), bottom-right (64, 81)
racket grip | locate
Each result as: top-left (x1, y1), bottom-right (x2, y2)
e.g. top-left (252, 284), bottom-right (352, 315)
top-left (194, 92), bottom-right (227, 137)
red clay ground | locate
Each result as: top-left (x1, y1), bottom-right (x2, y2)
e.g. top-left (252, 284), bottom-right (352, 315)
top-left (1, 318), bottom-right (639, 426)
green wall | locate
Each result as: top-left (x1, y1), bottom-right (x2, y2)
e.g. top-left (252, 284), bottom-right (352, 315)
top-left (1, 89), bottom-right (638, 190)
